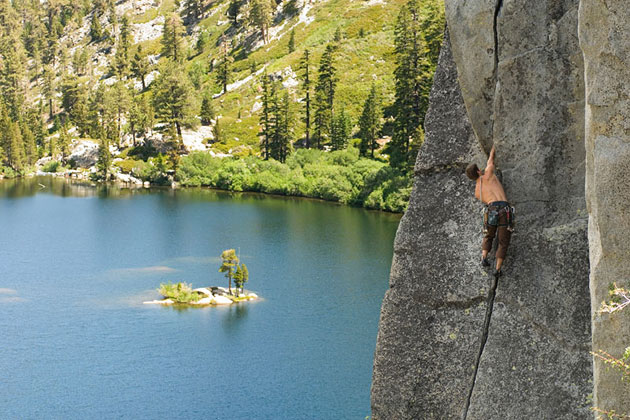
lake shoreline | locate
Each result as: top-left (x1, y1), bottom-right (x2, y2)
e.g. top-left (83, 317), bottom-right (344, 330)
top-left (3, 173), bottom-right (406, 215)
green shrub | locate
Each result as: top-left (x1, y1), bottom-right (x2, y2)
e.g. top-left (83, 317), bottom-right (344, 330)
top-left (41, 161), bottom-right (64, 173)
top-left (177, 150), bottom-right (411, 212)
top-left (158, 282), bottom-right (202, 303)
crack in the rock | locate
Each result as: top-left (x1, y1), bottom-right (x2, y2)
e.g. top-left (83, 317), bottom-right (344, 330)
top-left (493, 0), bottom-right (503, 70)
top-left (419, 295), bottom-right (487, 311)
top-left (462, 274), bottom-right (499, 419)
top-left (488, 0), bottom-right (503, 154)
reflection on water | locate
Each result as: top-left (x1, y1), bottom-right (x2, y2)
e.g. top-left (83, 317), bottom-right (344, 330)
top-left (0, 175), bottom-right (400, 419)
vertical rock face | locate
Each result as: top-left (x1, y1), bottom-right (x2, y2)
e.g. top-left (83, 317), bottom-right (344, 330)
top-left (372, 0), bottom-right (595, 418)
top-left (579, 0), bottom-right (630, 413)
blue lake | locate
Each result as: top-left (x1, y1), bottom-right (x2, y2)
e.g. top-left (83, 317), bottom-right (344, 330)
top-left (0, 177), bottom-right (400, 419)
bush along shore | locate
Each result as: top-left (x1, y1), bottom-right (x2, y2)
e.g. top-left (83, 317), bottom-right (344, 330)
top-left (16, 147), bottom-right (412, 213)
top-left (177, 148), bottom-right (411, 213)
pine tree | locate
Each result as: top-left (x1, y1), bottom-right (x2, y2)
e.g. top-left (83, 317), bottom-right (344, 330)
top-left (152, 62), bottom-right (197, 144)
top-left (300, 49), bottom-right (311, 148)
top-left (42, 65), bottom-right (56, 120)
top-left (227, 0), bottom-right (241, 25)
top-left (313, 44), bottom-right (336, 148)
top-left (212, 117), bottom-right (222, 143)
top-left (131, 45), bottom-right (150, 90)
top-left (358, 83), bottom-right (382, 157)
top-left (183, 0), bottom-right (202, 23)
top-left (109, 81), bottom-right (131, 147)
top-left (58, 120), bottom-right (71, 160)
top-left (90, 15), bottom-right (103, 42)
top-left (219, 249), bottom-right (239, 295)
top-left (389, 0), bottom-right (442, 170)
top-left (6, 122), bottom-right (25, 171)
top-left (233, 264), bottom-right (243, 295)
top-left (161, 14), bottom-right (186, 62)
top-left (196, 30), bottom-right (208, 55)
top-left (72, 48), bottom-right (89, 76)
top-left (21, 122), bottom-right (37, 165)
top-left (248, 0), bottom-right (274, 44)
top-left (129, 93), bottom-right (152, 145)
top-left (215, 43), bottom-right (232, 94)
top-left (333, 27), bottom-right (343, 42)
top-left (200, 92), bottom-right (215, 125)
top-left (330, 107), bottom-right (351, 151)
top-left (97, 135), bottom-right (111, 180)
top-left (241, 263), bottom-right (249, 291)
top-left (258, 71), bottom-right (271, 159)
top-left (112, 15), bottom-right (131, 77)
top-left (288, 29), bottom-right (295, 53)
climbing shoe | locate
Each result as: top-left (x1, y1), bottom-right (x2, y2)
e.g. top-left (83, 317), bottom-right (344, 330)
top-left (494, 269), bottom-right (502, 278)
top-left (481, 257), bottom-right (490, 267)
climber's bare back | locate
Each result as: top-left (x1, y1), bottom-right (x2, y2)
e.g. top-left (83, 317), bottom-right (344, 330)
top-left (475, 172), bottom-right (507, 204)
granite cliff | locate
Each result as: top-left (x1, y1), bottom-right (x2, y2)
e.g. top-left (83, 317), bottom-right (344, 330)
top-left (372, 0), bottom-right (630, 417)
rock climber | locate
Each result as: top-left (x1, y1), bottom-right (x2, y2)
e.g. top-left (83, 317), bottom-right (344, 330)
top-left (465, 145), bottom-right (514, 278)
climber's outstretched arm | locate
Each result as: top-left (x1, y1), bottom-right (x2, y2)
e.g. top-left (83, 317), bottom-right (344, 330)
top-left (486, 145), bottom-right (496, 175)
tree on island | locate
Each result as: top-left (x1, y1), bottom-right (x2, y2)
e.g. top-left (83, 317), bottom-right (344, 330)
top-left (233, 262), bottom-right (249, 296)
top-left (219, 249), bottom-right (239, 294)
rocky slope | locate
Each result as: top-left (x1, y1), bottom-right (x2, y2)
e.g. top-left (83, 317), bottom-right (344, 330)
top-left (370, 0), bottom-right (630, 417)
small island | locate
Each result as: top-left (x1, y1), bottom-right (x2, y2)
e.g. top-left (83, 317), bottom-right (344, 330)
top-left (144, 249), bottom-right (258, 306)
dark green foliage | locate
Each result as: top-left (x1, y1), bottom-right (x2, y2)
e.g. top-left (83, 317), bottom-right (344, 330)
top-left (216, 44), bottom-right (232, 94)
top-left (131, 45), bottom-right (150, 90)
top-left (268, 87), bottom-right (294, 162)
top-left (60, 75), bottom-right (89, 131)
top-left (200, 92), bottom-right (215, 125)
top-left (161, 14), bottom-right (186, 62)
top-left (248, 0), bottom-right (274, 44)
top-left (72, 48), bottom-right (89, 76)
top-left (0, 107), bottom-right (25, 171)
top-left (196, 30), bottom-right (209, 55)
top-left (227, 0), bottom-right (241, 25)
top-left (152, 61), bottom-right (198, 141)
top-left (389, 0), bottom-right (444, 170)
top-left (96, 135), bottom-right (112, 180)
top-left (178, 148), bottom-right (411, 212)
top-left (212, 117), bottom-right (222, 143)
top-left (219, 249), bottom-right (239, 294)
top-left (300, 49), bottom-right (312, 148)
top-left (183, 0), bottom-right (202, 23)
top-left (330, 107), bottom-right (351, 151)
top-left (89, 16), bottom-right (103, 42)
top-left (358, 83), bottom-right (381, 157)
top-left (284, 0), bottom-right (298, 17)
top-left (333, 27), bottom-right (343, 42)
top-left (288, 29), bottom-right (295, 53)
top-left (129, 93), bottom-right (153, 145)
top-left (112, 15), bottom-right (131, 77)
top-left (313, 44), bottom-right (337, 149)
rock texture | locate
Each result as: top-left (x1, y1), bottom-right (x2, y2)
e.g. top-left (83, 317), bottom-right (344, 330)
top-left (372, 0), bottom-right (595, 417)
top-left (371, 30), bottom-right (489, 419)
top-left (579, 0), bottom-right (630, 413)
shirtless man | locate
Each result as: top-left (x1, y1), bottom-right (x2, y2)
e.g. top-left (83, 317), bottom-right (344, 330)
top-left (465, 146), bottom-right (512, 277)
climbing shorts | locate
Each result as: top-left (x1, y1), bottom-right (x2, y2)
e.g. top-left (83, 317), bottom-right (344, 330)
top-left (482, 202), bottom-right (513, 259)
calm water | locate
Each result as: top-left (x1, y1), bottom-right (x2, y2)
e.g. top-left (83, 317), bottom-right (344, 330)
top-left (0, 177), bottom-right (400, 419)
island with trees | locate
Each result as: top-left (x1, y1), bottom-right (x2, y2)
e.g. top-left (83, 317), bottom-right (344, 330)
top-left (143, 249), bottom-right (258, 306)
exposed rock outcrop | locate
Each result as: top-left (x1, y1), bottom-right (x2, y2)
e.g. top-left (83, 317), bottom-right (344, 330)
top-left (579, 0), bottom-right (630, 413)
top-left (372, 0), bottom-right (595, 417)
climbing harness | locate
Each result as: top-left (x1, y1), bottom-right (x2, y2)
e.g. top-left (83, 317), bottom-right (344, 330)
top-left (480, 177), bottom-right (515, 233)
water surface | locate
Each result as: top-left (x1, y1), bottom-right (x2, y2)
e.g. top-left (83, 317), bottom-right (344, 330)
top-left (0, 177), bottom-right (400, 419)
